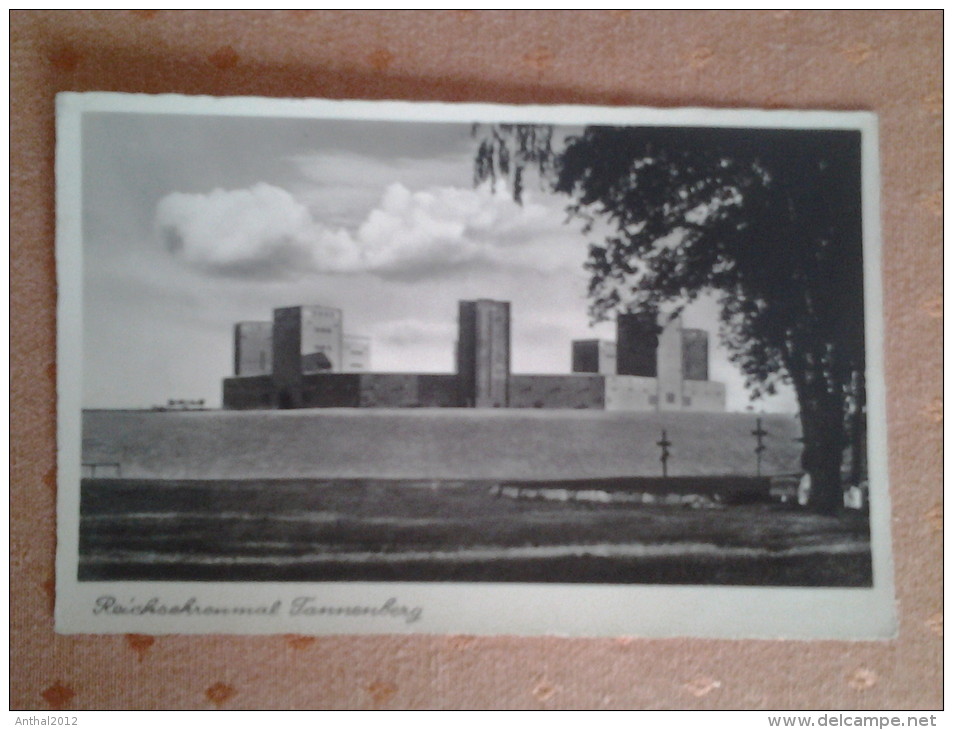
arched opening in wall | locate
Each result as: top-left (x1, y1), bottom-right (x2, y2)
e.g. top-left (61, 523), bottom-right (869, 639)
top-left (278, 389), bottom-right (293, 409)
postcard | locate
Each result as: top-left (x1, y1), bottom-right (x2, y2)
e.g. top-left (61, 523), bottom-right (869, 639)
top-left (55, 92), bottom-right (895, 637)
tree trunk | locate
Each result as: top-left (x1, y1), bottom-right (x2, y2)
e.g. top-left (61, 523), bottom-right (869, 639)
top-left (799, 382), bottom-right (847, 515)
top-left (849, 369), bottom-right (867, 487)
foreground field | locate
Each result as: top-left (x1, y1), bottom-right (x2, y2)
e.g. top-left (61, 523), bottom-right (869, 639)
top-left (79, 477), bottom-right (871, 586)
top-left (78, 409), bottom-right (870, 586)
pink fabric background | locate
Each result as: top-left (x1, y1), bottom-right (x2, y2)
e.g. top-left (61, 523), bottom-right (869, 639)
top-left (10, 10), bottom-right (941, 710)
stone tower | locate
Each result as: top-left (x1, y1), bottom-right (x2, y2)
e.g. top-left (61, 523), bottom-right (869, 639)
top-left (456, 299), bottom-right (510, 408)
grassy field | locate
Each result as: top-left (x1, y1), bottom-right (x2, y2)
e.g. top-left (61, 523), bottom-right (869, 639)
top-left (79, 476), bottom-right (871, 586)
top-left (77, 409), bottom-right (870, 586)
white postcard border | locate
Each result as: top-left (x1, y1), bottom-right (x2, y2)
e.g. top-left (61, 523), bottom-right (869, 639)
top-left (54, 92), bottom-right (896, 639)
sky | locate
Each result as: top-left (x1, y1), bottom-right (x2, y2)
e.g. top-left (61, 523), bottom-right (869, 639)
top-left (79, 110), bottom-right (797, 413)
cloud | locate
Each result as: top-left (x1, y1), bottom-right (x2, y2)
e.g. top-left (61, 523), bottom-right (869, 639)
top-left (288, 151), bottom-right (470, 229)
top-left (156, 180), bottom-right (582, 283)
top-left (372, 318), bottom-right (457, 348)
top-left (292, 150), bottom-right (469, 192)
top-left (155, 183), bottom-right (358, 279)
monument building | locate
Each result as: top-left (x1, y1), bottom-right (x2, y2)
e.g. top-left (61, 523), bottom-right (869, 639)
top-left (456, 299), bottom-right (511, 408)
top-left (222, 299), bottom-right (726, 412)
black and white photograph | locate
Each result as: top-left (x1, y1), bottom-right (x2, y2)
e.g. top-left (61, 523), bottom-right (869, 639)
top-left (56, 94), bottom-right (895, 638)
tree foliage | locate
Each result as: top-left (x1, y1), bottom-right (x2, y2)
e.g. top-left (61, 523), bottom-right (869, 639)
top-left (472, 123), bottom-right (555, 204)
top-left (474, 123), bottom-right (867, 514)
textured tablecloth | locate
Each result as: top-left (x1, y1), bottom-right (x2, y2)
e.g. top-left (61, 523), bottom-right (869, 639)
top-left (10, 10), bottom-right (942, 710)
